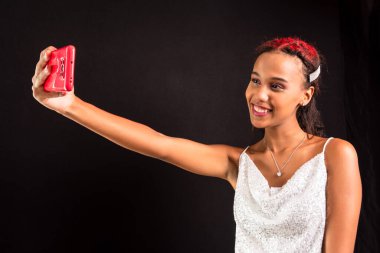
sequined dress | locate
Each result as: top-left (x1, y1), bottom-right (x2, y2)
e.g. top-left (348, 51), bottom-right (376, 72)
top-left (233, 137), bottom-right (334, 253)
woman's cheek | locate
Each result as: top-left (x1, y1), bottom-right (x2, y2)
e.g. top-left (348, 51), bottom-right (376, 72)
top-left (245, 85), bottom-right (253, 101)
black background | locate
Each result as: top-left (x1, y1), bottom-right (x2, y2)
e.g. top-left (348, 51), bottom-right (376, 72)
top-left (0, 0), bottom-right (378, 252)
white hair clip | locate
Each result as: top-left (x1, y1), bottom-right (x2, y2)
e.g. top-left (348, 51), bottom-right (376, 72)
top-left (308, 65), bottom-right (321, 83)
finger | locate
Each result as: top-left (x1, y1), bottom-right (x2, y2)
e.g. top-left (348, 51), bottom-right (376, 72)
top-left (33, 65), bottom-right (51, 89)
top-left (34, 46), bottom-right (56, 76)
top-left (34, 46), bottom-right (57, 77)
top-left (32, 89), bottom-right (64, 100)
top-left (39, 46), bottom-right (57, 60)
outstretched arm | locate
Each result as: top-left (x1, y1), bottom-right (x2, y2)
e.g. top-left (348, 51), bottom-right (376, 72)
top-left (32, 46), bottom-right (241, 186)
top-left (61, 96), bottom-right (239, 179)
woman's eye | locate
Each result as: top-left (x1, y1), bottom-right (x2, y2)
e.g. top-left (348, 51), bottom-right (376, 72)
top-left (251, 78), bottom-right (260, 85)
top-left (271, 83), bottom-right (283, 90)
top-left (250, 79), bottom-right (283, 90)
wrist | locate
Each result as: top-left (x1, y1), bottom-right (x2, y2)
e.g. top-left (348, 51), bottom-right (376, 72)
top-left (57, 95), bottom-right (82, 117)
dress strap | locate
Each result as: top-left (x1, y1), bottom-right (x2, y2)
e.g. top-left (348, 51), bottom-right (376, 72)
top-left (243, 146), bottom-right (250, 153)
top-left (323, 137), bottom-right (334, 154)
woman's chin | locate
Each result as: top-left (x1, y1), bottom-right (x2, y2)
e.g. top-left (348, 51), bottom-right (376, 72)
top-left (251, 120), bottom-right (267, 129)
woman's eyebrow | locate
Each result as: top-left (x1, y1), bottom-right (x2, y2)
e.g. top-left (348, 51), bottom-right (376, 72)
top-left (251, 71), bottom-right (288, 83)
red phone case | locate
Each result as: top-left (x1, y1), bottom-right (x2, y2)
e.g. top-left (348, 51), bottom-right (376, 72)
top-left (44, 45), bottom-right (76, 92)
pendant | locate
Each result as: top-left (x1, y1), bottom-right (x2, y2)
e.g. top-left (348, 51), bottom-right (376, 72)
top-left (277, 171), bottom-right (282, 177)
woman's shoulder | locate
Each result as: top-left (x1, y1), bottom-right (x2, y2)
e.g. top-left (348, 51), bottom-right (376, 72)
top-left (325, 137), bottom-right (357, 156)
top-left (324, 137), bottom-right (359, 171)
top-left (223, 143), bottom-right (262, 169)
top-left (307, 135), bottom-right (356, 154)
top-left (221, 144), bottom-right (250, 163)
top-left (226, 136), bottom-right (358, 165)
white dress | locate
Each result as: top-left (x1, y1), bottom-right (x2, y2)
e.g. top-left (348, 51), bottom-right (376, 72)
top-left (233, 137), bottom-right (334, 253)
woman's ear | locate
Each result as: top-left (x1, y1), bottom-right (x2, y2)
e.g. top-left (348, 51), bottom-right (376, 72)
top-left (301, 86), bottom-right (315, 106)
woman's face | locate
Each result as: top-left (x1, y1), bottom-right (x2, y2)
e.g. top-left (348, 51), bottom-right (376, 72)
top-left (245, 51), bottom-right (314, 129)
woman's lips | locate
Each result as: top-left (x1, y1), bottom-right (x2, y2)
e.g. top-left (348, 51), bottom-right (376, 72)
top-left (251, 104), bottom-right (272, 116)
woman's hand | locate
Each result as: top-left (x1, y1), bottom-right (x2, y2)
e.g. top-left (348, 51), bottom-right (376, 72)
top-left (31, 46), bottom-right (76, 114)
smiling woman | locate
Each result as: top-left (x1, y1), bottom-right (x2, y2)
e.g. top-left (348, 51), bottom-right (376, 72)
top-left (234, 37), bottom-right (361, 253)
top-left (247, 37), bottom-right (326, 137)
top-left (31, 36), bottom-right (361, 253)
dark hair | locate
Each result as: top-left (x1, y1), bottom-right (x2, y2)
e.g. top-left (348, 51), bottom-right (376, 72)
top-left (251, 36), bottom-right (327, 138)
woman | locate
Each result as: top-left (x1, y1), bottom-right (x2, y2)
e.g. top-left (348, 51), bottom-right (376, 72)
top-left (31, 37), bottom-right (362, 252)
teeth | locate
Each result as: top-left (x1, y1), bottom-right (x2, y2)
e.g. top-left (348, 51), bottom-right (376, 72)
top-left (254, 105), bottom-right (269, 113)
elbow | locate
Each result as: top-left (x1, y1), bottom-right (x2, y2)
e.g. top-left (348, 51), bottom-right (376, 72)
top-left (148, 132), bottom-right (171, 160)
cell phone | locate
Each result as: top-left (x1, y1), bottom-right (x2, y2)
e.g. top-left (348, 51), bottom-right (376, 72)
top-left (44, 45), bottom-right (76, 92)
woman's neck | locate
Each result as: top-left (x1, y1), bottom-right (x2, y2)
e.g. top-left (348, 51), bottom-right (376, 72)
top-left (263, 127), bottom-right (306, 153)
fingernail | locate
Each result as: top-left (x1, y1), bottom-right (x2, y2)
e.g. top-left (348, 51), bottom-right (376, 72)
top-left (44, 52), bottom-right (49, 61)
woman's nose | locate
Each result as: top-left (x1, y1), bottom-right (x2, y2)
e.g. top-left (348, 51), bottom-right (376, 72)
top-left (254, 84), bottom-right (269, 101)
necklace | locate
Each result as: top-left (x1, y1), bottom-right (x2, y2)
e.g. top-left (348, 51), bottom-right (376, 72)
top-left (264, 132), bottom-right (306, 177)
